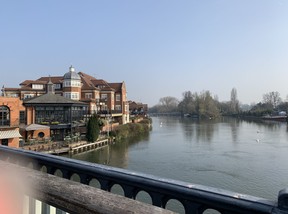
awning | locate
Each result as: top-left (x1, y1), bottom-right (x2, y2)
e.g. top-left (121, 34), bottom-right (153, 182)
top-left (0, 130), bottom-right (22, 139)
top-left (24, 124), bottom-right (50, 131)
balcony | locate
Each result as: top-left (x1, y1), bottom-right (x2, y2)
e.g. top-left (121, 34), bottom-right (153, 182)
top-left (98, 110), bottom-right (123, 117)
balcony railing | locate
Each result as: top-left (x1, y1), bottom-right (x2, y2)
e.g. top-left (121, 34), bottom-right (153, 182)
top-left (0, 146), bottom-right (287, 214)
top-left (98, 110), bottom-right (122, 115)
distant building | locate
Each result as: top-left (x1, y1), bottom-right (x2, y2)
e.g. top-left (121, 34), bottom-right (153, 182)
top-left (0, 96), bottom-right (24, 147)
top-left (129, 101), bottom-right (148, 115)
top-left (4, 66), bottom-right (129, 124)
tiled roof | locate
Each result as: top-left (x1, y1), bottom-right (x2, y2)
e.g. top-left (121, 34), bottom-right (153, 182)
top-left (20, 80), bottom-right (36, 86)
top-left (10, 72), bottom-right (125, 95)
top-left (23, 93), bottom-right (88, 105)
top-left (37, 76), bottom-right (63, 84)
top-left (4, 88), bottom-right (20, 91)
top-left (109, 83), bottom-right (123, 92)
top-left (79, 72), bottom-right (98, 90)
top-left (91, 79), bottom-right (109, 87)
top-left (78, 72), bottom-right (96, 81)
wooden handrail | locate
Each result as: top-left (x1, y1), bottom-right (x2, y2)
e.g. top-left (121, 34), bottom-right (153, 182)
top-left (0, 160), bottom-right (174, 214)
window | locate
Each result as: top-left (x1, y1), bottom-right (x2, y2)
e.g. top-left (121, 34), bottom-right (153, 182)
top-left (55, 84), bottom-right (61, 89)
top-left (101, 94), bottom-right (107, 100)
top-left (19, 111), bottom-right (25, 124)
top-left (38, 132), bottom-right (45, 138)
top-left (8, 93), bottom-right (18, 98)
top-left (116, 94), bottom-right (121, 101)
top-left (64, 92), bottom-right (79, 100)
top-left (115, 105), bottom-right (122, 111)
top-left (64, 80), bottom-right (81, 87)
top-left (1, 139), bottom-right (8, 146)
top-left (32, 84), bottom-right (44, 89)
top-left (23, 94), bottom-right (34, 99)
top-left (85, 93), bottom-right (92, 99)
top-left (0, 106), bottom-right (10, 126)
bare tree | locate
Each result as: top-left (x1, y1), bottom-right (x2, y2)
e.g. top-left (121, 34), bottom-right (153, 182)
top-left (158, 96), bottom-right (179, 113)
top-left (263, 91), bottom-right (281, 108)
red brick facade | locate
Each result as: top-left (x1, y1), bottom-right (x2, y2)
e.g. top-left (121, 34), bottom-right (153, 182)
top-left (0, 97), bottom-right (24, 148)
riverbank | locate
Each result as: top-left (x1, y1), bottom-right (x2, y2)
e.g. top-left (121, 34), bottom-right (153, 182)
top-left (22, 138), bottom-right (114, 155)
top-left (112, 118), bottom-right (152, 141)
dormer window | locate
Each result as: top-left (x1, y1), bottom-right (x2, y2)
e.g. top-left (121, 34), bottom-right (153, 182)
top-left (32, 84), bottom-right (44, 89)
top-left (0, 106), bottom-right (10, 126)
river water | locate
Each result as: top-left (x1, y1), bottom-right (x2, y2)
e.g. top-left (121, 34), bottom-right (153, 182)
top-left (67, 116), bottom-right (288, 201)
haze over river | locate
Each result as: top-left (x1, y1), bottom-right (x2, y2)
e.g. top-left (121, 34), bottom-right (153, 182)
top-left (68, 116), bottom-right (288, 200)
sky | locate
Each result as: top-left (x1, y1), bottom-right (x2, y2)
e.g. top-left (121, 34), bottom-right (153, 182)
top-left (1, 0), bottom-right (288, 106)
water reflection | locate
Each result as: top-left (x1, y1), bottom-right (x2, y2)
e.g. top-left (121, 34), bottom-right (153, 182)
top-left (67, 116), bottom-right (288, 200)
top-left (67, 132), bottom-right (150, 168)
top-left (179, 118), bottom-right (216, 143)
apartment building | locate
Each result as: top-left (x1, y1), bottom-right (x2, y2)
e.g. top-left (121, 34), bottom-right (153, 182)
top-left (4, 66), bottom-right (129, 124)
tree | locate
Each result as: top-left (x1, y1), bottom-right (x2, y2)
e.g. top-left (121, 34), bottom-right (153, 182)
top-left (179, 90), bottom-right (220, 118)
top-left (249, 102), bottom-right (273, 116)
top-left (178, 91), bottom-right (197, 115)
top-left (86, 114), bottom-right (100, 142)
top-left (158, 96), bottom-right (179, 113)
top-left (197, 90), bottom-right (220, 118)
top-left (230, 88), bottom-right (239, 114)
top-left (263, 91), bottom-right (281, 109)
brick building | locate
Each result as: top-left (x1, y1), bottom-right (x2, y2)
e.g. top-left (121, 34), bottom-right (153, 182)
top-left (129, 101), bottom-right (148, 115)
top-left (4, 66), bottom-right (129, 124)
top-left (0, 96), bottom-right (25, 147)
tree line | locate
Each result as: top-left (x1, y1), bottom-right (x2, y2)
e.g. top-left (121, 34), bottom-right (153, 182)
top-left (149, 88), bottom-right (287, 119)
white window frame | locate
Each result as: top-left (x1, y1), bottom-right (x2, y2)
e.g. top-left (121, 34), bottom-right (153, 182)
top-left (32, 84), bottom-right (44, 89)
top-left (85, 93), bottom-right (92, 99)
top-left (116, 94), bottom-right (121, 101)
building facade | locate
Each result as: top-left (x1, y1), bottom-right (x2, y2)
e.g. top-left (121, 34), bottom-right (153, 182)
top-left (0, 96), bottom-right (24, 147)
top-left (23, 81), bottom-right (89, 141)
top-left (4, 66), bottom-right (129, 124)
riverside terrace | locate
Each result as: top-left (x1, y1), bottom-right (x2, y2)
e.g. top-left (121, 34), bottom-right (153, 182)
top-left (1, 146), bottom-right (288, 214)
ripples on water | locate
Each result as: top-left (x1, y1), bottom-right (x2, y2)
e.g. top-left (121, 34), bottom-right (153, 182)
top-left (69, 116), bottom-right (288, 201)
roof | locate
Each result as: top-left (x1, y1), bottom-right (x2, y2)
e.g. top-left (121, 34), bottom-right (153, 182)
top-left (91, 79), bottom-right (109, 87)
top-left (0, 129), bottom-right (22, 139)
top-left (64, 70), bottom-right (81, 80)
top-left (109, 83), bottom-right (123, 92)
top-left (7, 71), bottom-right (125, 96)
top-left (24, 124), bottom-right (50, 131)
top-left (79, 72), bottom-right (98, 90)
top-left (37, 76), bottom-right (63, 84)
top-left (23, 93), bottom-right (88, 105)
top-left (4, 88), bottom-right (20, 91)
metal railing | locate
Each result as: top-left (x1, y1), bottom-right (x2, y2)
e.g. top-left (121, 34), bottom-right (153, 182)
top-left (0, 145), bottom-right (287, 214)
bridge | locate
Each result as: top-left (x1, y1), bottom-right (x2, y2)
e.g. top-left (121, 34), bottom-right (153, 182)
top-left (0, 145), bottom-right (288, 214)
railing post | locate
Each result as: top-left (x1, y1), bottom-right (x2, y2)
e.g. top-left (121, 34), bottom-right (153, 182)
top-left (278, 189), bottom-right (288, 212)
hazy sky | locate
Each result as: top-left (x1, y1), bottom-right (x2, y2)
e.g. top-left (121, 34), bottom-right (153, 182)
top-left (1, 0), bottom-right (288, 106)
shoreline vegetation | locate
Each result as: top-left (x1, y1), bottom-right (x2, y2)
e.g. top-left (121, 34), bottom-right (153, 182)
top-left (149, 89), bottom-right (288, 122)
top-left (111, 118), bottom-right (152, 142)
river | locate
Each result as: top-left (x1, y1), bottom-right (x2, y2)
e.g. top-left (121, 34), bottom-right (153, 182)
top-left (66, 116), bottom-right (288, 202)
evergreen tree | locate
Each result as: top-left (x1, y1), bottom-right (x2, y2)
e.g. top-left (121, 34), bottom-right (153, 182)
top-left (86, 114), bottom-right (100, 142)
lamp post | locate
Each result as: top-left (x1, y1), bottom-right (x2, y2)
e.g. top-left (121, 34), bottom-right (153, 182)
top-left (99, 99), bottom-right (112, 138)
